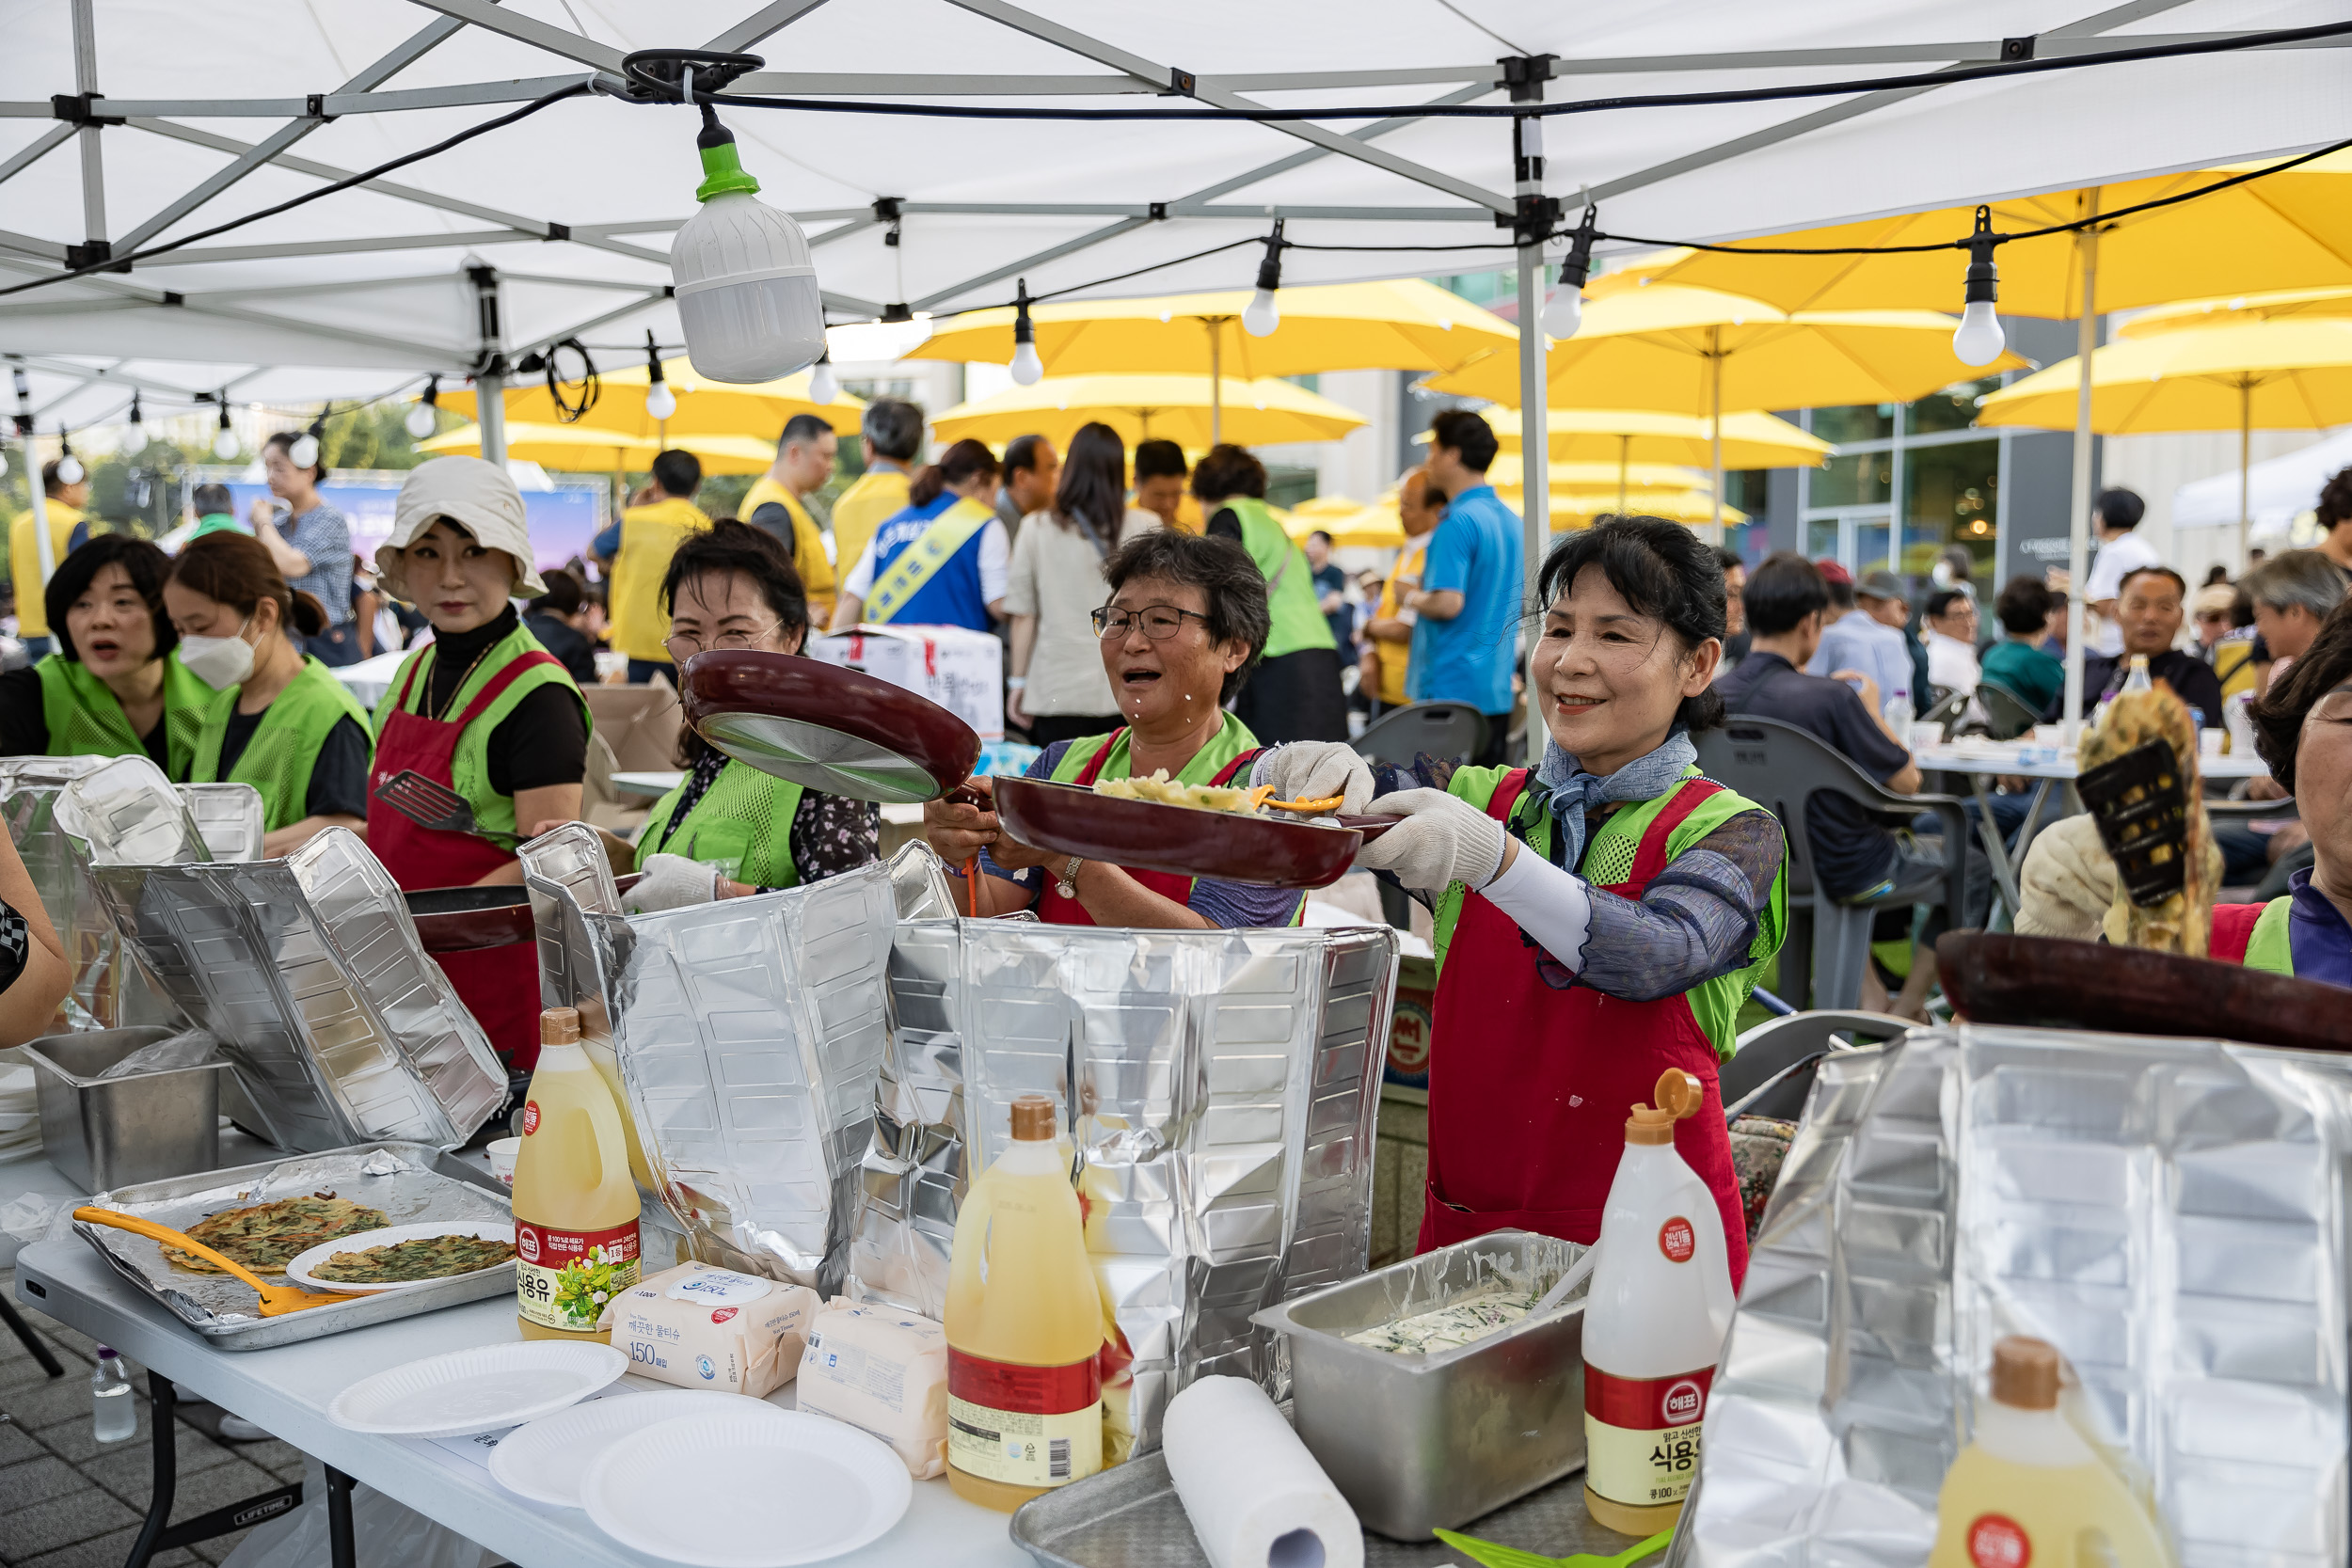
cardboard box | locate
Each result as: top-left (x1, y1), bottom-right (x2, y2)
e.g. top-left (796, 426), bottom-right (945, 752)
top-left (808, 624), bottom-right (1004, 741)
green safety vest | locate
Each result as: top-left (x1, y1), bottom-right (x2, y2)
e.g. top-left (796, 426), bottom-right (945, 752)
top-left (373, 622), bottom-right (591, 841)
top-left (33, 653), bottom-right (210, 781)
top-left (1430, 764), bottom-right (1787, 1060)
top-left (637, 758), bottom-right (806, 889)
top-left (1045, 713), bottom-right (1304, 925)
top-left (2244, 896), bottom-right (2295, 975)
top-left (192, 655), bottom-right (374, 832)
top-left (1220, 497), bottom-right (1337, 661)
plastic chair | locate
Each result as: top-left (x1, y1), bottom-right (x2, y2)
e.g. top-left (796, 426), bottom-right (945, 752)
top-left (1352, 702), bottom-right (1487, 768)
top-left (1917, 687), bottom-right (1969, 737)
top-left (1720, 1008), bottom-right (1913, 1122)
top-left (1973, 678), bottom-right (2041, 741)
top-left (1696, 716), bottom-right (1971, 1012)
top-left (2206, 793), bottom-right (2296, 826)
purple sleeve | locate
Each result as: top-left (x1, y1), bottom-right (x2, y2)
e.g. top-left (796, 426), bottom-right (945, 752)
top-left (974, 741), bottom-right (1073, 893)
top-left (1184, 878), bottom-right (1308, 929)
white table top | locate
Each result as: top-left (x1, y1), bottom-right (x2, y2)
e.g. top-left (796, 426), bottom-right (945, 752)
top-left (609, 770), bottom-right (685, 798)
top-left (9, 1164), bottom-right (1029, 1568)
top-left (1915, 740), bottom-right (2271, 782)
top-left (329, 648), bottom-right (416, 711)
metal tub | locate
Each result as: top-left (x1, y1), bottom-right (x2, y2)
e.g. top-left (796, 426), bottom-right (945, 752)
top-left (22, 1025), bottom-right (227, 1191)
top-left (1252, 1229), bottom-right (1588, 1541)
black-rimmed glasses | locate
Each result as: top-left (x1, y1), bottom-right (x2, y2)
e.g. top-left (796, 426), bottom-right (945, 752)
top-left (1089, 606), bottom-right (1210, 640)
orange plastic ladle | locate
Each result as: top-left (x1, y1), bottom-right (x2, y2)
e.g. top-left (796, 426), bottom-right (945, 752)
top-left (74, 1207), bottom-right (363, 1317)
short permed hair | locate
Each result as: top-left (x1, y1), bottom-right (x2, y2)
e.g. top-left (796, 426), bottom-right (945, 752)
top-left (1190, 443), bottom-right (1266, 502)
top-left (1100, 529), bottom-right (1270, 704)
top-left (1994, 575), bottom-right (2051, 636)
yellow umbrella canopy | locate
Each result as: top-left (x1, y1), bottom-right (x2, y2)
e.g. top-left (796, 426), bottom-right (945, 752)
top-left (930, 373), bottom-right (1365, 450)
top-left (441, 359), bottom-right (865, 444)
top-left (1469, 406), bottom-right (1831, 468)
top-left (1605, 150), bottom-right (2352, 317)
top-left (2120, 286), bottom-right (2352, 338)
top-left (419, 422), bottom-right (783, 477)
top-left (1283, 496), bottom-right (1404, 549)
top-left (1493, 487), bottom-right (1750, 528)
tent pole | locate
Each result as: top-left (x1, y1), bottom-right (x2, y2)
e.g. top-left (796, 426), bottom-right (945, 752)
top-left (1512, 123), bottom-right (1549, 765)
top-left (2238, 379), bottom-right (2251, 565)
top-left (2061, 197), bottom-right (2100, 749)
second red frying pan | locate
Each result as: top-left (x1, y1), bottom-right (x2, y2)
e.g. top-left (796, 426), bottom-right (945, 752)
top-left (989, 776), bottom-right (1392, 891)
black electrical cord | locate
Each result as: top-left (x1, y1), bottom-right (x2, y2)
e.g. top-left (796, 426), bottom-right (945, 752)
top-left (543, 338), bottom-right (600, 422)
top-left (0, 82), bottom-right (590, 300)
top-left (689, 18), bottom-right (2352, 122)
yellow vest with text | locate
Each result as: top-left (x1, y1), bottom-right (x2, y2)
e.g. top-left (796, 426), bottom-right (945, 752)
top-left (831, 467), bottom-right (912, 592)
top-left (609, 497), bottom-right (710, 662)
top-left (10, 501), bottom-right (85, 638)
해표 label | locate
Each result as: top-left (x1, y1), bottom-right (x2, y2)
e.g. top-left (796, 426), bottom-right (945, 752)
top-left (515, 1218), bottom-right (640, 1332)
top-left (1964, 1514), bottom-right (2031, 1568)
top-left (946, 1348), bottom-right (1102, 1490)
top-left (1584, 1364), bottom-right (1713, 1510)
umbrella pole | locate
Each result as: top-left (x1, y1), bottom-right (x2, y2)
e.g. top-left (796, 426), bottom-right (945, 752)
top-left (1618, 433), bottom-right (1629, 514)
top-left (1709, 337), bottom-right (1724, 546)
top-left (2238, 379), bottom-right (2252, 565)
top-left (1208, 322), bottom-right (1222, 446)
top-left (2061, 198), bottom-right (2101, 749)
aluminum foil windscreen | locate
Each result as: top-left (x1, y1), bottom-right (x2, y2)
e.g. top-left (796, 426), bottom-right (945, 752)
top-left (1677, 1024), bottom-right (2349, 1568)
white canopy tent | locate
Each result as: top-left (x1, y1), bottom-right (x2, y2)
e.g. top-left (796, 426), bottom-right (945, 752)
top-left (7, 0), bottom-right (2352, 614)
top-left (2173, 425), bottom-right (2352, 542)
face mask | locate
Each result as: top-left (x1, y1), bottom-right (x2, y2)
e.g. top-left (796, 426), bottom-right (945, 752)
top-left (179, 621), bottom-right (256, 689)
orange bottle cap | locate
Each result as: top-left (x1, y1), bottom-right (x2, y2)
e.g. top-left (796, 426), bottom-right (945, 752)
top-left (1625, 1069), bottom-right (1705, 1146)
top-left (540, 1006), bottom-right (582, 1046)
top-left (1991, 1336), bottom-right (2060, 1411)
top-left (1009, 1094), bottom-right (1057, 1142)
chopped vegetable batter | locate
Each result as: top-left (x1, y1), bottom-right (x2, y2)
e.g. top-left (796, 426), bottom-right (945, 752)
top-left (1346, 1291), bottom-right (1541, 1354)
top-left (1092, 770), bottom-right (1259, 814)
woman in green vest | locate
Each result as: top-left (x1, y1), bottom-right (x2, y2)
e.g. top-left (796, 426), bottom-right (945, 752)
top-left (1258, 515), bottom-right (1788, 1284)
top-left (1193, 444), bottom-right (1346, 744)
top-left (0, 536), bottom-right (209, 774)
top-left (622, 520), bottom-right (881, 911)
top-left (2211, 594), bottom-right (2352, 982)
top-left (163, 531), bottom-right (373, 856)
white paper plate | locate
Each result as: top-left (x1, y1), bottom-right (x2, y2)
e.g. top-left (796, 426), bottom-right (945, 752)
top-left (329, 1342), bottom-right (628, 1439)
top-left (490, 1388), bottom-right (764, 1508)
top-left (581, 1410), bottom-right (913, 1566)
top-left (283, 1221), bottom-right (516, 1294)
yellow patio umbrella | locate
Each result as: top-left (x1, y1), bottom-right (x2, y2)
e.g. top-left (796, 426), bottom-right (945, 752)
top-left (419, 421), bottom-right (783, 477)
top-left (1468, 406), bottom-right (1831, 468)
top-left (1428, 283), bottom-right (2020, 533)
top-left (2120, 286), bottom-right (2352, 338)
top-left (930, 373), bottom-right (1364, 451)
top-left (910, 278), bottom-right (1513, 443)
top-left (1283, 496), bottom-right (1404, 549)
top-left (440, 360), bottom-right (864, 445)
top-left (1977, 317), bottom-right (2352, 557)
top-left (1493, 487), bottom-right (1750, 529)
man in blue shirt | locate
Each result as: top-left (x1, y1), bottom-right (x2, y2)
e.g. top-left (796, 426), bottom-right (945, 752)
top-left (1406, 409), bottom-right (1523, 766)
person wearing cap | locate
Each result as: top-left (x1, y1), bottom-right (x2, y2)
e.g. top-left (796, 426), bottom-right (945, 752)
top-left (9, 458), bottom-right (94, 660)
top-left (1805, 563), bottom-right (1914, 720)
top-left (372, 457), bottom-right (592, 1069)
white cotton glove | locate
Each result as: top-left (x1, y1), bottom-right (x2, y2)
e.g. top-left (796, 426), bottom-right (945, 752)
top-left (625, 852), bottom-right (720, 913)
top-left (1356, 787), bottom-right (1507, 893)
top-left (1251, 741), bottom-right (1375, 816)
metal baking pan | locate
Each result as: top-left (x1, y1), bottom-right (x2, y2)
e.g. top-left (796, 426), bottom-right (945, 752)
top-left (23, 1025), bottom-right (228, 1191)
top-left (1011, 1442), bottom-right (1657, 1568)
top-left (70, 1141), bottom-right (514, 1351)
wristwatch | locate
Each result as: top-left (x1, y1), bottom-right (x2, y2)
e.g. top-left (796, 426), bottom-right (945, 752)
top-left (1056, 856), bottom-right (1085, 900)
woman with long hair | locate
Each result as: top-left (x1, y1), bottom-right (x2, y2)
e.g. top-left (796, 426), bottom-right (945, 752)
top-left (166, 531), bottom-right (373, 856)
top-left (829, 437), bottom-right (1008, 634)
top-left (1005, 421), bottom-right (1164, 748)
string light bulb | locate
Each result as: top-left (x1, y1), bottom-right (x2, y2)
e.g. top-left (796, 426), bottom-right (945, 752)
top-left (211, 397), bottom-right (240, 460)
top-left (1242, 220), bottom-right (1285, 338)
top-left (1952, 205), bottom-right (2007, 368)
top-left (405, 376), bottom-right (440, 440)
top-left (53, 432), bottom-right (84, 487)
top-left (1009, 280), bottom-right (1043, 386)
top-left (643, 331), bottom-right (678, 421)
top-left (288, 407), bottom-right (327, 470)
top-left (669, 82), bottom-right (824, 383)
top-left (124, 394), bottom-right (148, 457)
top-left (809, 350), bottom-right (838, 404)
top-left (1543, 206), bottom-right (1598, 341)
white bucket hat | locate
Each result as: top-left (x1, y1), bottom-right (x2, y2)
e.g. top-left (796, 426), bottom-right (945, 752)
top-left (378, 456), bottom-right (547, 601)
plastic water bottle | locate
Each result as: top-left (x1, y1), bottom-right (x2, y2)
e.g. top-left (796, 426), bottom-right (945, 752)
top-left (1883, 687), bottom-right (1915, 732)
top-left (91, 1348), bottom-right (136, 1443)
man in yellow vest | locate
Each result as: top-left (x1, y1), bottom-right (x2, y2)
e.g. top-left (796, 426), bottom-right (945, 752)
top-left (595, 449), bottom-right (710, 684)
top-left (10, 458), bottom-right (93, 657)
top-left (741, 412), bottom-right (839, 626)
top-left (830, 398), bottom-right (923, 578)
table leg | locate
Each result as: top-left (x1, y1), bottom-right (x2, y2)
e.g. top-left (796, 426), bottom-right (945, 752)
top-left (326, 1464), bottom-right (357, 1568)
top-left (0, 1289), bottom-right (64, 1378)
top-left (1965, 772), bottom-right (2023, 923)
top-left (124, 1373), bottom-right (181, 1568)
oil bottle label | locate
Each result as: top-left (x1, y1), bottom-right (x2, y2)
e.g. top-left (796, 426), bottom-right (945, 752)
top-left (1584, 1364), bottom-right (1712, 1509)
top-left (516, 1218), bottom-right (640, 1332)
top-left (1963, 1514), bottom-right (2031, 1568)
top-left (946, 1348), bottom-right (1103, 1490)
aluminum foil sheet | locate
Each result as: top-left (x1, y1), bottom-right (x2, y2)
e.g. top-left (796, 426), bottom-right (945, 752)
top-left (522, 830), bottom-right (898, 1296)
top-left (57, 754), bottom-right (212, 864)
top-left (94, 827), bottom-right (504, 1151)
top-left (1677, 1024), bottom-right (2351, 1568)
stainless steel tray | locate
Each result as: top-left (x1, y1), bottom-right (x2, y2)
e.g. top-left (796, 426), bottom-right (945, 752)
top-left (71, 1141), bottom-right (515, 1351)
top-left (1011, 1445), bottom-right (1661, 1568)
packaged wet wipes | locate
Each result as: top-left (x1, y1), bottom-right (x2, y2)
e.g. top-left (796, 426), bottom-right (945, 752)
top-left (798, 1301), bottom-right (951, 1478)
top-left (597, 1261), bottom-right (819, 1398)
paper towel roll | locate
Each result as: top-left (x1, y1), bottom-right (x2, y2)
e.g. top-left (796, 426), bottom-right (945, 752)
top-left (1163, 1376), bottom-right (1363, 1568)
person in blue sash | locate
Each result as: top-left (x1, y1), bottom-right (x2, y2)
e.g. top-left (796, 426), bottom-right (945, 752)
top-left (828, 438), bottom-right (1009, 633)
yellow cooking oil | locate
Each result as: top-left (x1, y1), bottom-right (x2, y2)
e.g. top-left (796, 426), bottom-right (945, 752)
top-left (944, 1095), bottom-right (1104, 1511)
top-left (512, 1007), bottom-right (642, 1343)
top-left (570, 998), bottom-right (658, 1193)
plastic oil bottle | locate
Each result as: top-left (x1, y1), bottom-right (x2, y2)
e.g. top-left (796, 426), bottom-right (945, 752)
top-left (1930, 1337), bottom-right (2171, 1568)
top-left (1581, 1068), bottom-right (1738, 1535)
top-left (512, 1006), bottom-right (642, 1342)
top-left (944, 1094), bottom-right (1104, 1511)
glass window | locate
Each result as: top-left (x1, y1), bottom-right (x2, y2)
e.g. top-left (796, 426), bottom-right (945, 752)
top-left (1811, 451), bottom-right (1892, 509)
top-left (1908, 376), bottom-right (2002, 435)
top-left (1901, 438), bottom-right (2000, 591)
top-left (1809, 404), bottom-right (1894, 444)
top-left (1805, 518), bottom-right (1842, 559)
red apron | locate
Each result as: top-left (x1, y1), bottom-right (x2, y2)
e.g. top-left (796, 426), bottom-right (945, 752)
top-left (1036, 730), bottom-right (1260, 927)
top-left (1418, 770), bottom-right (1750, 1289)
top-left (368, 648), bottom-right (560, 1069)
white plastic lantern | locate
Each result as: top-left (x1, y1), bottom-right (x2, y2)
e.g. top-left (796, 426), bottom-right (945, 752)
top-left (671, 116), bottom-right (825, 385)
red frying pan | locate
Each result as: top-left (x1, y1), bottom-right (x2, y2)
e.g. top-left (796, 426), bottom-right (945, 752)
top-left (405, 877), bottom-right (645, 953)
top-left (676, 650), bottom-right (1393, 894)
top-left (1936, 931), bottom-right (2352, 1053)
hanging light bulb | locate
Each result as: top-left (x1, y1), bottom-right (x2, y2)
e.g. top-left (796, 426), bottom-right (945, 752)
top-left (669, 79), bottom-right (825, 383)
top-left (1242, 220), bottom-right (1285, 339)
top-left (212, 397), bottom-right (240, 460)
top-left (808, 350), bottom-right (838, 404)
top-left (124, 393), bottom-right (149, 456)
top-left (1543, 206), bottom-right (1598, 341)
top-left (1952, 205), bottom-right (2008, 369)
top-left (1009, 280), bottom-right (1044, 386)
top-left (643, 332), bottom-right (678, 421)
top-left (288, 407), bottom-right (327, 470)
top-left (405, 376), bottom-right (440, 440)
top-left (54, 433), bottom-right (84, 487)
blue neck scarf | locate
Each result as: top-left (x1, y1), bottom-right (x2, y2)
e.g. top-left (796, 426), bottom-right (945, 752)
top-left (1531, 729), bottom-right (1697, 872)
